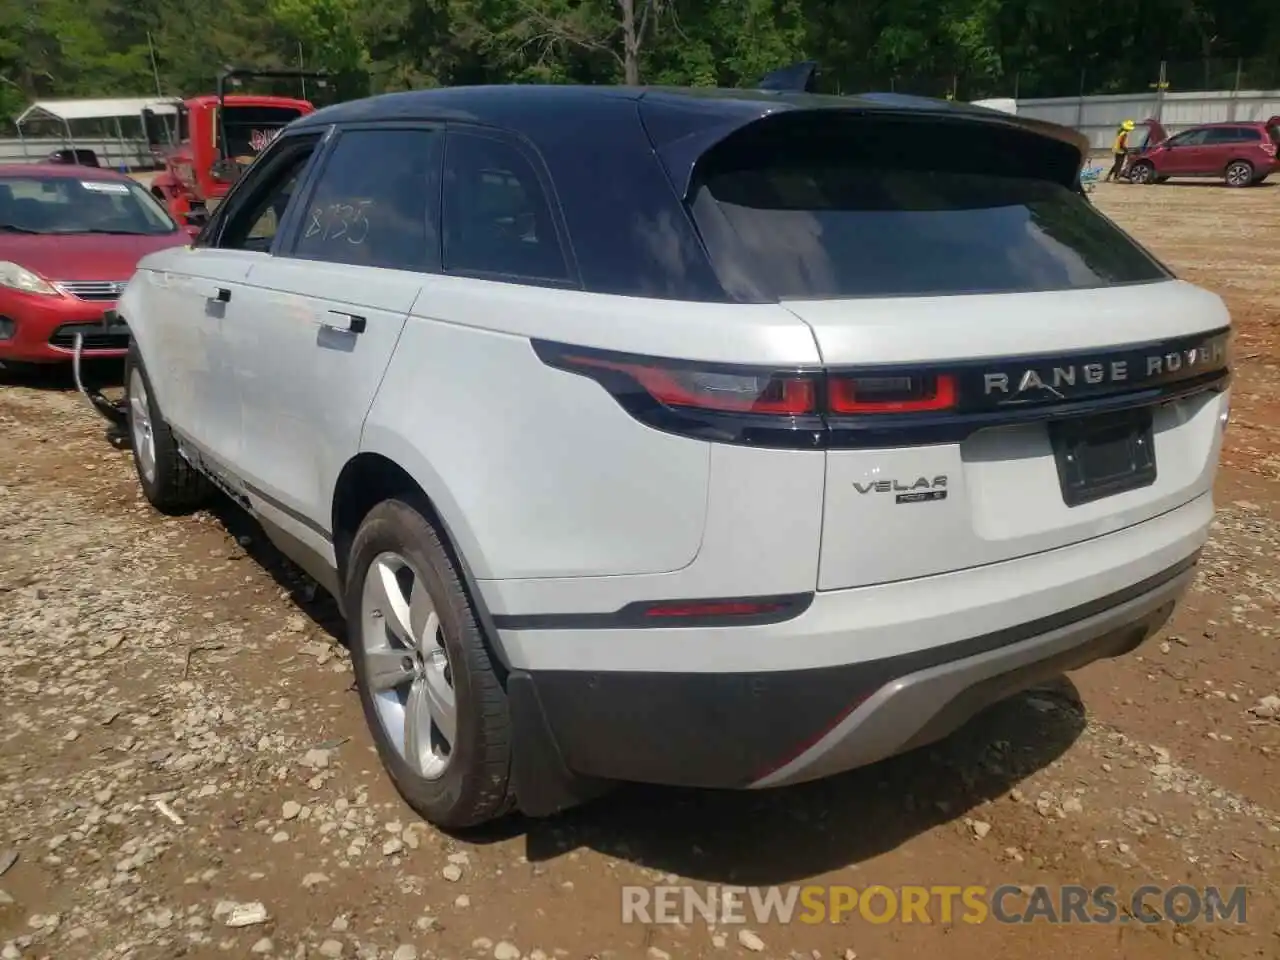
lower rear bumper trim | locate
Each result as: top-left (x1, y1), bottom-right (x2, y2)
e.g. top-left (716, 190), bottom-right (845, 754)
top-left (508, 552), bottom-right (1197, 793)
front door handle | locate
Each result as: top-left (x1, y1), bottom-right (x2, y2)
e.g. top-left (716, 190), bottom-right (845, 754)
top-left (203, 285), bottom-right (231, 303)
top-left (322, 309), bottom-right (366, 334)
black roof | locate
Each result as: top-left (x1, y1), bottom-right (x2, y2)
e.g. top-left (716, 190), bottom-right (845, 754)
top-left (293, 83), bottom-right (1088, 196)
top-left (297, 82), bottom-right (1007, 131)
top-left (282, 83), bottom-right (1091, 306)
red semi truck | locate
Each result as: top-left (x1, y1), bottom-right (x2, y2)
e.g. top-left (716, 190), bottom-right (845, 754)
top-left (144, 68), bottom-right (329, 226)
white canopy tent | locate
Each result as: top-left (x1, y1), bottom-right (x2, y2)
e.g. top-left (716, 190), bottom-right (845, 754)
top-left (15, 97), bottom-right (182, 127)
top-left (13, 97), bottom-right (183, 169)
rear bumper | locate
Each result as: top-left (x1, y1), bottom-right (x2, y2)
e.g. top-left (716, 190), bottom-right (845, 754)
top-left (509, 555), bottom-right (1191, 796)
top-left (501, 493), bottom-right (1211, 812)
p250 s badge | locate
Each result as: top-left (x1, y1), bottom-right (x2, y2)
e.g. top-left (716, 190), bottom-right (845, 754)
top-left (854, 476), bottom-right (948, 504)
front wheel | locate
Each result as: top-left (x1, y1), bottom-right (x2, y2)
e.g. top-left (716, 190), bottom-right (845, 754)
top-left (345, 498), bottom-right (515, 829)
top-left (1127, 162), bottom-right (1156, 185)
top-left (1224, 161), bottom-right (1254, 187)
top-left (125, 346), bottom-right (211, 514)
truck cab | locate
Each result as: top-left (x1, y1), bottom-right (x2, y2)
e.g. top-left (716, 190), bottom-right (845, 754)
top-left (144, 70), bottom-right (324, 226)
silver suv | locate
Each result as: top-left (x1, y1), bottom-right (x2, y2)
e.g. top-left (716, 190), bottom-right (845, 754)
top-left (117, 84), bottom-right (1232, 828)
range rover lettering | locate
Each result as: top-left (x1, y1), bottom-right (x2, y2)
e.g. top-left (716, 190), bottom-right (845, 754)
top-left (114, 82), bottom-right (1231, 828)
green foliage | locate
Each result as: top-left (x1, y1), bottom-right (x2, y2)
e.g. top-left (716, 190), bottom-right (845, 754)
top-left (0, 0), bottom-right (1276, 124)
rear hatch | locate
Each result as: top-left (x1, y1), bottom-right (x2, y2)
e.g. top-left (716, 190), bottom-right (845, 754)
top-left (684, 108), bottom-right (1231, 590)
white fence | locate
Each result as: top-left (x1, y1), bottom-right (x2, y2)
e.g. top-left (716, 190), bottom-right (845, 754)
top-left (1015, 89), bottom-right (1280, 151)
top-left (0, 135), bottom-right (157, 170)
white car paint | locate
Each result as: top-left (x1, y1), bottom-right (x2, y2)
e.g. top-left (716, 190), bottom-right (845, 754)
top-left (116, 85), bottom-right (1231, 814)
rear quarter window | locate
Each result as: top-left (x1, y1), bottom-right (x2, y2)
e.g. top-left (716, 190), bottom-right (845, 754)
top-left (689, 114), bottom-right (1170, 300)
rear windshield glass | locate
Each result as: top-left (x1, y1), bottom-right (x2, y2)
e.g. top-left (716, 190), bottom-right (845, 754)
top-left (690, 118), bottom-right (1169, 300)
top-left (220, 106), bottom-right (305, 161)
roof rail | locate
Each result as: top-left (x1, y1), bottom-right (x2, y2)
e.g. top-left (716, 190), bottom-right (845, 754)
top-left (755, 61), bottom-right (819, 93)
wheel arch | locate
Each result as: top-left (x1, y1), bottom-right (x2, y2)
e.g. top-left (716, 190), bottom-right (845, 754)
top-left (331, 450), bottom-right (509, 672)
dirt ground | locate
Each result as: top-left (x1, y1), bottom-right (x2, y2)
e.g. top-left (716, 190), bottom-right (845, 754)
top-left (1, 181), bottom-right (1279, 960)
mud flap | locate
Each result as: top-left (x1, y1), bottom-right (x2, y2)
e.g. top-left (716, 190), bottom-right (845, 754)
top-left (73, 309), bottom-right (129, 429)
top-left (506, 671), bottom-right (613, 817)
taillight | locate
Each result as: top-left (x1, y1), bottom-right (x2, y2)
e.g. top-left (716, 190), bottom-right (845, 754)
top-left (532, 331), bottom-right (1228, 450)
top-left (533, 339), bottom-right (828, 449)
top-left (545, 353), bottom-right (817, 416)
top-left (828, 374), bottom-right (957, 414)
top-left (1261, 141), bottom-right (1277, 157)
top-left (533, 341), bottom-right (960, 421)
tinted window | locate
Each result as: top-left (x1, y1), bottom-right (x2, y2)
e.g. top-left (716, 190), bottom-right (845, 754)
top-left (691, 147), bottom-right (1168, 299)
top-left (442, 132), bottom-right (569, 283)
top-left (0, 176), bottom-right (176, 236)
top-left (1167, 129), bottom-right (1209, 147)
top-left (292, 128), bottom-right (441, 272)
top-left (218, 139), bottom-right (317, 252)
top-left (1205, 127), bottom-right (1260, 144)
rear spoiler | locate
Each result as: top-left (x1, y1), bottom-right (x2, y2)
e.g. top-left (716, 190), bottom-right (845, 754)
top-left (756, 61), bottom-right (820, 93)
top-left (644, 66), bottom-right (1091, 198)
top-left (747, 61), bottom-right (1089, 165)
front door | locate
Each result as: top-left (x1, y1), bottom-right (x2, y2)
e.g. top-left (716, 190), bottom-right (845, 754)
top-left (1160, 128), bottom-right (1212, 176)
top-left (223, 124), bottom-right (444, 554)
top-left (173, 132), bottom-right (326, 478)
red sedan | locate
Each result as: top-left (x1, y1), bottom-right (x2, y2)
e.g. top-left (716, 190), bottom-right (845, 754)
top-left (0, 165), bottom-right (193, 366)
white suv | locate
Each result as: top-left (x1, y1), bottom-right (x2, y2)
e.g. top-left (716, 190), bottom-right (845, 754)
top-left (118, 84), bottom-right (1232, 828)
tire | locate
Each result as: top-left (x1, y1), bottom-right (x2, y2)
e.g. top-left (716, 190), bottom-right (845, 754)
top-left (1224, 160), bottom-right (1254, 187)
top-left (0, 359), bottom-right (38, 378)
top-left (345, 498), bottom-right (514, 829)
top-left (1128, 162), bottom-right (1156, 185)
top-left (125, 344), bottom-right (211, 514)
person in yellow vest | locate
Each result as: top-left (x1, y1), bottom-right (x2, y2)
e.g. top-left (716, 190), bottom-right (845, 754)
top-left (1106, 120), bottom-right (1136, 181)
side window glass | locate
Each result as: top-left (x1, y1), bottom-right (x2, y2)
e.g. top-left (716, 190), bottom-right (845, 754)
top-left (442, 132), bottom-right (569, 283)
top-left (218, 142), bottom-right (317, 252)
top-left (292, 128), bottom-right (442, 272)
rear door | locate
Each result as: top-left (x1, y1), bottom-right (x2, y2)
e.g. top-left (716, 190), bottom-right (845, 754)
top-left (223, 124), bottom-right (441, 546)
top-left (685, 111), bottom-right (1231, 590)
top-left (1202, 126), bottom-right (1259, 172)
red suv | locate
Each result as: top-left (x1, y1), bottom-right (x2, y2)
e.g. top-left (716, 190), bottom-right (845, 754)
top-left (1128, 118), bottom-right (1280, 187)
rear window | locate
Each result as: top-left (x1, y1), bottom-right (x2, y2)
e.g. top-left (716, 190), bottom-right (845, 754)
top-left (688, 115), bottom-right (1170, 300)
top-left (1205, 127), bottom-right (1261, 144)
top-left (219, 106), bottom-right (305, 161)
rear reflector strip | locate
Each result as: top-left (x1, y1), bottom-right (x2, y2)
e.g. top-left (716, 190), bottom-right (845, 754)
top-left (490, 593), bottom-right (814, 631)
